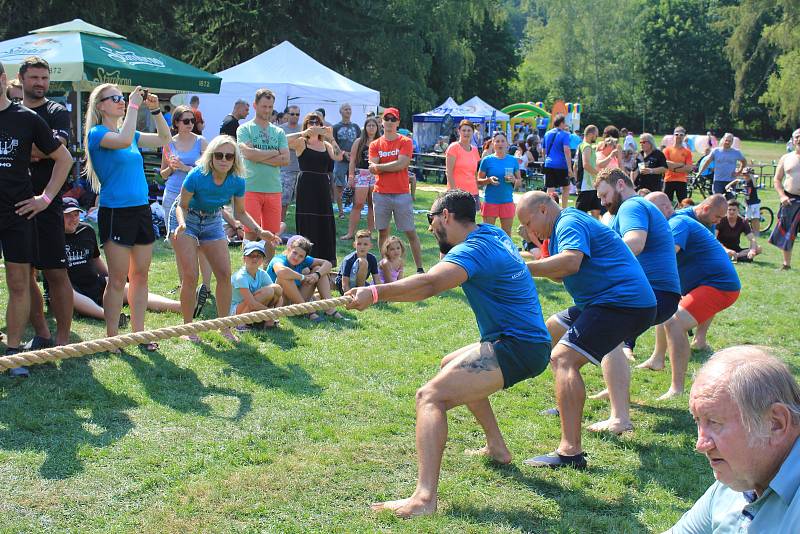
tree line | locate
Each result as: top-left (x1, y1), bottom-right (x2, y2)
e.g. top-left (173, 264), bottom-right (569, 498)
top-left (0, 0), bottom-right (795, 138)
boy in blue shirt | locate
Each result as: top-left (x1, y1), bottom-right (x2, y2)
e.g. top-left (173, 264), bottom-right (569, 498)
top-left (230, 241), bottom-right (282, 329)
top-left (517, 191), bottom-right (657, 469)
top-left (643, 192), bottom-right (741, 400)
top-left (345, 189), bottom-right (551, 518)
top-left (335, 230), bottom-right (381, 293)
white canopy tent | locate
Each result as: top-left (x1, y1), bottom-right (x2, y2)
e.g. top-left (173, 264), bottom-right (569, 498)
top-left (180, 41), bottom-right (380, 137)
top-left (460, 96), bottom-right (510, 122)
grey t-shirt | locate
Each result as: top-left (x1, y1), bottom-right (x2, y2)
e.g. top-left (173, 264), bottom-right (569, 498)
top-left (333, 121), bottom-right (361, 153)
top-left (279, 123), bottom-right (302, 172)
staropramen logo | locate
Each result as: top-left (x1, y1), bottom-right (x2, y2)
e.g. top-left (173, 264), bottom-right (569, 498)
top-left (99, 42), bottom-right (166, 69)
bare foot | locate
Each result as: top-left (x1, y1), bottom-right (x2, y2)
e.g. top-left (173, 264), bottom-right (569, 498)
top-left (339, 234), bottom-right (354, 241)
top-left (636, 357), bottom-right (665, 371)
top-left (690, 341), bottom-right (711, 351)
top-left (369, 496), bottom-right (437, 518)
top-left (588, 388), bottom-right (609, 401)
top-left (657, 389), bottom-right (684, 401)
top-left (587, 418), bottom-right (633, 434)
top-left (623, 347), bottom-right (635, 362)
top-left (464, 445), bottom-right (512, 464)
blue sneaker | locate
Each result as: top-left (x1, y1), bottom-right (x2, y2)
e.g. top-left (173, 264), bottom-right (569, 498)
top-left (523, 451), bottom-right (587, 470)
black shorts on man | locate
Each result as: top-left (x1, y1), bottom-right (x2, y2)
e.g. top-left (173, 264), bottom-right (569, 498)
top-left (555, 304), bottom-right (656, 365)
top-left (544, 167), bottom-right (569, 189)
top-left (98, 205), bottom-right (156, 247)
top-left (575, 190), bottom-right (601, 212)
top-left (0, 215), bottom-right (34, 264)
top-left (32, 197), bottom-right (68, 270)
top-left (482, 337), bottom-right (551, 389)
top-left (624, 290), bottom-right (681, 350)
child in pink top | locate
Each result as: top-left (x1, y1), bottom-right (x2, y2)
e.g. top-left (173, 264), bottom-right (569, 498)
top-left (378, 235), bottom-right (405, 284)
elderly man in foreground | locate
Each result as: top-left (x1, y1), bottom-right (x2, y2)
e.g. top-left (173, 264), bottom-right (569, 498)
top-left (667, 346), bottom-right (800, 533)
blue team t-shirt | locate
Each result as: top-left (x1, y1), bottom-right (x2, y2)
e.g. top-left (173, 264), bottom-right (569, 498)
top-left (675, 206), bottom-right (715, 233)
top-left (548, 208), bottom-right (656, 309)
top-left (231, 266), bottom-right (273, 307)
top-left (543, 128), bottom-right (571, 169)
top-left (479, 154), bottom-right (519, 204)
top-left (267, 253), bottom-right (315, 287)
top-left (611, 196), bottom-right (681, 294)
top-left (669, 215), bottom-right (741, 294)
top-left (182, 167), bottom-right (246, 212)
top-left (444, 224), bottom-right (550, 344)
top-left (709, 147), bottom-right (744, 182)
top-left (87, 125), bottom-right (148, 208)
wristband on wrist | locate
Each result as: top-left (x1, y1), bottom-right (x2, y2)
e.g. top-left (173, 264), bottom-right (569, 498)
top-left (370, 284), bottom-right (379, 304)
top-left (151, 108), bottom-right (162, 115)
top-left (300, 274), bottom-right (306, 282)
top-left (41, 192), bottom-right (52, 204)
top-left (128, 103), bottom-right (139, 111)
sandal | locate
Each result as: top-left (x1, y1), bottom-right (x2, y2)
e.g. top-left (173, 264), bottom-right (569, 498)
top-left (138, 342), bottom-right (159, 352)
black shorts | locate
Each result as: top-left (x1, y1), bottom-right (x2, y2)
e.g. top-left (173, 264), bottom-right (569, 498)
top-left (98, 205), bottom-right (155, 247)
top-left (0, 214), bottom-right (34, 264)
top-left (554, 303), bottom-right (656, 365)
top-left (76, 276), bottom-right (107, 307)
top-left (482, 337), bottom-right (551, 389)
top-left (664, 182), bottom-right (687, 203)
top-left (32, 197), bottom-right (67, 270)
top-left (624, 290), bottom-right (681, 350)
top-left (575, 190), bottom-right (601, 212)
top-left (544, 167), bottom-right (569, 188)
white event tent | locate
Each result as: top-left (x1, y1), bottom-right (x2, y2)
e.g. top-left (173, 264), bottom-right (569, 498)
top-left (181, 41), bottom-right (380, 136)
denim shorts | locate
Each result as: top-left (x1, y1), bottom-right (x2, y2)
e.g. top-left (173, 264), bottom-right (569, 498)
top-left (168, 203), bottom-right (226, 244)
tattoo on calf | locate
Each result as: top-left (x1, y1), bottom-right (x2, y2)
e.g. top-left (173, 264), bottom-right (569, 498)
top-left (458, 344), bottom-right (499, 373)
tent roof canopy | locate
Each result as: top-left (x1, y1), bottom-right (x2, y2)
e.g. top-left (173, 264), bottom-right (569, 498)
top-left (460, 95), bottom-right (510, 122)
top-left (32, 18), bottom-right (124, 39)
top-left (413, 97), bottom-right (483, 123)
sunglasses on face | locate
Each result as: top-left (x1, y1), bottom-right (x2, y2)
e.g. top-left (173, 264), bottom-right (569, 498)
top-left (100, 94), bottom-right (125, 104)
top-left (213, 152), bottom-right (235, 161)
top-left (179, 118), bottom-right (196, 125)
top-left (384, 116), bottom-right (398, 122)
top-left (427, 210), bottom-right (443, 225)
top-left (288, 112), bottom-right (299, 116)
top-left (674, 133), bottom-right (685, 137)
top-left (308, 120), bottom-right (321, 125)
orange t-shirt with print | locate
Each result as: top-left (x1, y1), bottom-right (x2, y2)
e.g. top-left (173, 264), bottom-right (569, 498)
top-left (369, 135), bottom-right (414, 194)
top-left (664, 146), bottom-right (693, 183)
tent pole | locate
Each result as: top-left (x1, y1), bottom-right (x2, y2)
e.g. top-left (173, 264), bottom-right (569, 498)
top-left (76, 90), bottom-right (82, 146)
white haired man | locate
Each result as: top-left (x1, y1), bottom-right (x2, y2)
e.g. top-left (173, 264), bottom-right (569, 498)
top-left (667, 346), bottom-right (800, 532)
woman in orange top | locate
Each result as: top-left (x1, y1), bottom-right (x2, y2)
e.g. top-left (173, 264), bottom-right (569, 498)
top-left (445, 119), bottom-right (482, 211)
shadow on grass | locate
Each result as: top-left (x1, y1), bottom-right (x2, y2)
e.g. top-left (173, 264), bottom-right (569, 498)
top-left (198, 336), bottom-right (323, 397)
top-left (449, 463), bottom-right (647, 532)
top-left (0, 357), bottom-right (136, 479)
top-left (120, 349), bottom-right (252, 420)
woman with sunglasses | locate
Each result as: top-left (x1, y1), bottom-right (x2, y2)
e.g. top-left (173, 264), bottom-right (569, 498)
top-left (170, 135), bottom-right (281, 342)
top-left (633, 132), bottom-right (668, 192)
top-left (286, 112), bottom-right (343, 265)
top-left (84, 84), bottom-right (171, 347)
top-left (341, 116), bottom-right (380, 240)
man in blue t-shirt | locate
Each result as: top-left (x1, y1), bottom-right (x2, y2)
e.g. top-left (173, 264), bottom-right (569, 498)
top-left (592, 169), bottom-right (681, 430)
top-left (674, 194), bottom-right (727, 233)
top-left (643, 192), bottom-right (741, 400)
top-left (345, 189), bottom-right (551, 518)
top-left (695, 133), bottom-right (747, 195)
top-left (542, 114), bottom-right (574, 209)
top-left (517, 191), bottom-right (657, 469)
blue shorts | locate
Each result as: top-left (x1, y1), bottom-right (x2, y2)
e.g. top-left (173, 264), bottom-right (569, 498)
top-left (554, 304), bottom-right (657, 365)
top-left (333, 160), bottom-right (349, 187)
top-left (624, 290), bottom-right (681, 350)
top-left (168, 203), bottom-right (226, 244)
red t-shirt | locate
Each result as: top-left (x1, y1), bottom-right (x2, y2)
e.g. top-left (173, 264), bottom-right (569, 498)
top-left (369, 135), bottom-right (413, 194)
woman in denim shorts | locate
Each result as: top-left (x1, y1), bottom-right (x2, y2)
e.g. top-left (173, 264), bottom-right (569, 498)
top-left (170, 135), bottom-right (281, 341)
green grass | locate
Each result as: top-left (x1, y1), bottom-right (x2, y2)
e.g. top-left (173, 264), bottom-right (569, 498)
top-left (1, 187), bottom-right (798, 533)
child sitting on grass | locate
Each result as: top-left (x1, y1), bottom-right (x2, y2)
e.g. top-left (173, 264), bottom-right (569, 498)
top-left (267, 235), bottom-right (343, 322)
top-left (336, 230), bottom-right (381, 293)
top-left (378, 235), bottom-right (406, 283)
top-left (230, 241), bottom-right (283, 330)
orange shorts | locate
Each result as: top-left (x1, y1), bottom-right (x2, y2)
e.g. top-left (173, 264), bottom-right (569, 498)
top-left (680, 286), bottom-right (740, 324)
top-left (244, 191), bottom-right (282, 234)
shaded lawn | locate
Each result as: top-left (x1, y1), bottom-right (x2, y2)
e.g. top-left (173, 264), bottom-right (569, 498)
top-left (0, 187), bottom-right (797, 533)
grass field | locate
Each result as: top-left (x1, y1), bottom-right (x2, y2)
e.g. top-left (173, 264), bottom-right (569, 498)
top-left (0, 185), bottom-right (798, 533)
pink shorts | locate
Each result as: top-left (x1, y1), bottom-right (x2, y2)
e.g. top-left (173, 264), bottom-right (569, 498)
top-left (481, 202), bottom-right (516, 219)
top-left (244, 191), bottom-right (282, 233)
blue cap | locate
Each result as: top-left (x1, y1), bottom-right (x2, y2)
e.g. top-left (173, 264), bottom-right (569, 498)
top-left (243, 241), bottom-right (266, 257)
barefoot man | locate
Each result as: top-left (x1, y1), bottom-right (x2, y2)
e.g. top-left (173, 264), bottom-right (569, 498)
top-left (639, 192), bottom-right (741, 400)
top-left (345, 189), bottom-right (551, 517)
top-left (518, 191), bottom-right (656, 466)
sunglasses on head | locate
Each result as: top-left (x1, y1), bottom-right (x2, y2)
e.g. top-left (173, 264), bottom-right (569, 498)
top-left (213, 152), bottom-right (235, 161)
top-left (179, 117), bottom-right (196, 125)
top-left (427, 210), bottom-right (443, 225)
top-left (384, 116), bottom-right (398, 122)
top-left (100, 94), bottom-right (125, 104)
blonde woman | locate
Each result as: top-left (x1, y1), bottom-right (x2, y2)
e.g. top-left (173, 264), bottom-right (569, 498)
top-left (169, 135), bottom-right (281, 342)
top-left (84, 84), bottom-right (171, 348)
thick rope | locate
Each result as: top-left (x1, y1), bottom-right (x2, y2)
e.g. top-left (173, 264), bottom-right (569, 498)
top-left (0, 296), bottom-right (351, 372)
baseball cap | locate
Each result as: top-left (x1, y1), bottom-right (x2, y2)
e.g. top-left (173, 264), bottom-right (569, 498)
top-left (383, 107), bottom-right (400, 120)
top-left (243, 240), bottom-right (266, 257)
top-left (62, 197), bottom-right (84, 214)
